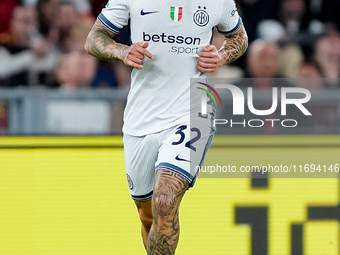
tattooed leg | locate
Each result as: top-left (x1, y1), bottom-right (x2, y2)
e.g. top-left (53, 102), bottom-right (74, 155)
top-left (147, 170), bottom-right (189, 255)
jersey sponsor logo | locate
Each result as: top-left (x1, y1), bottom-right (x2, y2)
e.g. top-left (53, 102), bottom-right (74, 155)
top-left (175, 155), bottom-right (191, 162)
top-left (170, 6), bottom-right (183, 22)
top-left (193, 6), bottom-right (209, 27)
top-left (231, 9), bottom-right (237, 16)
top-left (140, 9), bottom-right (159, 16)
top-left (143, 32), bottom-right (201, 45)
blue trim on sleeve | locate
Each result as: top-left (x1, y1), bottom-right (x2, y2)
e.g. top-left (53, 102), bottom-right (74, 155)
top-left (210, 28), bottom-right (214, 45)
top-left (217, 17), bottom-right (241, 36)
top-left (131, 190), bottom-right (153, 201)
top-left (97, 13), bottom-right (121, 34)
top-left (156, 163), bottom-right (194, 185)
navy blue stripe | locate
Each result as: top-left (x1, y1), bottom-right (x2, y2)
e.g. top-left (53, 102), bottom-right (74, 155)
top-left (209, 28), bottom-right (214, 45)
top-left (156, 163), bottom-right (193, 182)
top-left (217, 17), bottom-right (241, 35)
top-left (98, 13), bottom-right (121, 33)
top-left (131, 195), bottom-right (152, 202)
top-left (198, 132), bottom-right (214, 167)
top-left (194, 118), bottom-right (215, 187)
top-left (97, 17), bottom-right (119, 33)
top-left (131, 190), bottom-right (153, 200)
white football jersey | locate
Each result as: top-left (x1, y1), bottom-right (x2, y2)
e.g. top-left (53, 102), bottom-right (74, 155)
top-left (99, 0), bottom-right (241, 136)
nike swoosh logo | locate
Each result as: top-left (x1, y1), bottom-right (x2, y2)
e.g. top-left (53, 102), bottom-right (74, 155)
top-left (175, 155), bottom-right (191, 162)
top-left (140, 9), bottom-right (159, 16)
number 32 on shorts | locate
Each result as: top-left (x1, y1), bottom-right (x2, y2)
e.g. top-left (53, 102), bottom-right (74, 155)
top-left (171, 125), bottom-right (201, 152)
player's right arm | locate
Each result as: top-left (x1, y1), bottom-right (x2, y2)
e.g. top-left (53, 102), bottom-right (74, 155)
top-left (84, 20), bottom-right (153, 69)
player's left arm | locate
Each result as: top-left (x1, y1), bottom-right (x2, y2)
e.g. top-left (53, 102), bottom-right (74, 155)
top-left (197, 23), bottom-right (248, 73)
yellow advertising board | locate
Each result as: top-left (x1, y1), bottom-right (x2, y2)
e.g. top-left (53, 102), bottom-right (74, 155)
top-left (0, 136), bottom-right (339, 255)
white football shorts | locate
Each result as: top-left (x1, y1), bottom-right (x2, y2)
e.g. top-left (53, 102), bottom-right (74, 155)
top-left (123, 113), bottom-right (215, 201)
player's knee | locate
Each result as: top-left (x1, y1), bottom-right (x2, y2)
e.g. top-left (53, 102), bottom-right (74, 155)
top-left (139, 211), bottom-right (153, 231)
top-left (152, 170), bottom-right (188, 218)
top-left (152, 191), bottom-right (178, 218)
top-left (134, 200), bottom-right (153, 231)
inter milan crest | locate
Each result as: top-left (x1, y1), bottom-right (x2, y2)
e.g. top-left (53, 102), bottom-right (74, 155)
top-left (126, 174), bottom-right (134, 190)
top-left (193, 6), bottom-right (209, 27)
top-left (170, 6), bottom-right (183, 22)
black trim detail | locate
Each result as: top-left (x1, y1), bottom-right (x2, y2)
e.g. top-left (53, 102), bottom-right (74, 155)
top-left (131, 190), bottom-right (153, 201)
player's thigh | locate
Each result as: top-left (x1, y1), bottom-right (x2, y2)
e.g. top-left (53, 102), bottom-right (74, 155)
top-left (123, 133), bottom-right (159, 201)
top-left (152, 169), bottom-right (189, 216)
top-left (155, 117), bottom-right (215, 187)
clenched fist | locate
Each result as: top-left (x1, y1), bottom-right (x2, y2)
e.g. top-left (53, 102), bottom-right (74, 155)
top-left (197, 45), bottom-right (222, 73)
top-left (123, 41), bottom-right (154, 69)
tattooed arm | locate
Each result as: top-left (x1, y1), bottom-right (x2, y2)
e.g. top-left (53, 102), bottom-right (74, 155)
top-left (84, 20), bottom-right (153, 69)
top-left (218, 23), bottom-right (248, 66)
top-left (197, 23), bottom-right (248, 73)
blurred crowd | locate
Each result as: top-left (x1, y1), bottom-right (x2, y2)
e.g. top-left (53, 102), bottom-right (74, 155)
top-left (212, 0), bottom-right (340, 89)
top-left (1, 0), bottom-right (340, 89)
top-left (0, 0), bottom-right (130, 89)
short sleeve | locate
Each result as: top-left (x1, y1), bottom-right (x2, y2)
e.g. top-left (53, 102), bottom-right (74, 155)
top-left (216, 0), bottom-right (242, 36)
top-left (97, 0), bottom-right (130, 34)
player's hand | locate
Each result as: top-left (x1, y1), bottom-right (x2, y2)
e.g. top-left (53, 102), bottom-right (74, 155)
top-left (123, 41), bottom-right (154, 69)
top-left (197, 45), bottom-right (222, 73)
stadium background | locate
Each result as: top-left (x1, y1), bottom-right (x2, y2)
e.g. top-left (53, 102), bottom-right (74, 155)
top-left (1, 0), bottom-right (340, 254)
